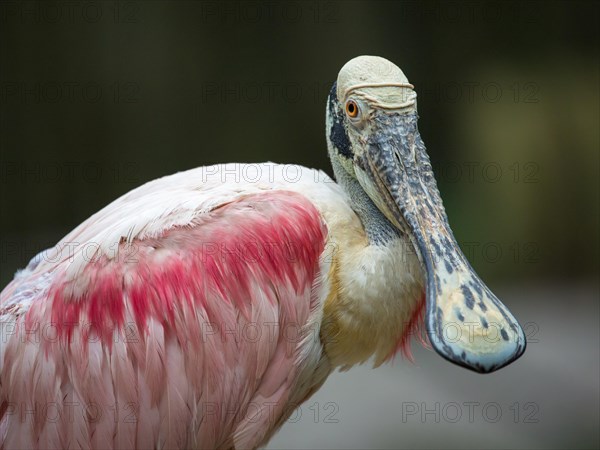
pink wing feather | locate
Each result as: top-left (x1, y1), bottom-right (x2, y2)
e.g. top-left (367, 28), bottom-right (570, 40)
top-left (0, 189), bottom-right (328, 450)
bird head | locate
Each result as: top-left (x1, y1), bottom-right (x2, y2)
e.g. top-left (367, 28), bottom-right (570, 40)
top-left (325, 55), bottom-right (526, 373)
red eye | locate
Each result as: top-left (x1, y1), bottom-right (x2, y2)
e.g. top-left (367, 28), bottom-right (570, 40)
top-left (345, 100), bottom-right (359, 118)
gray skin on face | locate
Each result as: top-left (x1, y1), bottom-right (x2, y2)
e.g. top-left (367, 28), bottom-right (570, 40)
top-left (326, 82), bottom-right (402, 244)
top-left (325, 56), bottom-right (526, 373)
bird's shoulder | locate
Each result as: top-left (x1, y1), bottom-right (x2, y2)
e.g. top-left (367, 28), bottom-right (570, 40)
top-left (13, 163), bottom-right (344, 279)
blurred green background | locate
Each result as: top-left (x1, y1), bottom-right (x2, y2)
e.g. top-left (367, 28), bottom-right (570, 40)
top-left (0, 1), bottom-right (598, 449)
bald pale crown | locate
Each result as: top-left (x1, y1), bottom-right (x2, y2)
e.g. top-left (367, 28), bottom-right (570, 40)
top-left (337, 55), bottom-right (417, 112)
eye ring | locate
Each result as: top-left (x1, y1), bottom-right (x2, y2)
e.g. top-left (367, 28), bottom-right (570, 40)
top-left (345, 99), bottom-right (359, 119)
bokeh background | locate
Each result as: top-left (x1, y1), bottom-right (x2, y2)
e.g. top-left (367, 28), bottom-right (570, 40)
top-left (1, 1), bottom-right (598, 449)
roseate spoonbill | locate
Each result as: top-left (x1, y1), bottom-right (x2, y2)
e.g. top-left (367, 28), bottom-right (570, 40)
top-left (0, 56), bottom-right (525, 449)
